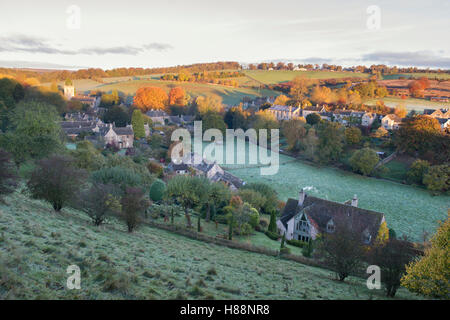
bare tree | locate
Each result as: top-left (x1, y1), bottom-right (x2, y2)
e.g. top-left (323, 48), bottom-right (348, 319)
top-left (78, 183), bottom-right (121, 226)
top-left (0, 149), bottom-right (18, 199)
top-left (27, 155), bottom-right (87, 211)
top-left (318, 221), bottom-right (365, 281)
top-left (121, 187), bottom-right (150, 232)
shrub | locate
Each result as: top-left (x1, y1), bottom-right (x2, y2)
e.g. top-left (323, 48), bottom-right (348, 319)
top-left (91, 166), bottom-right (144, 191)
top-left (27, 155), bottom-right (87, 211)
top-left (280, 247), bottom-right (291, 255)
top-left (147, 161), bottom-right (164, 178)
top-left (149, 179), bottom-right (166, 202)
top-left (302, 241), bottom-right (313, 257)
top-left (265, 230), bottom-right (280, 241)
top-left (286, 239), bottom-right (307, 248)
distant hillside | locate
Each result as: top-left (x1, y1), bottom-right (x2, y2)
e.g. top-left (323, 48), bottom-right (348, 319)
top-left (0, 191), bottom-right (419, 300)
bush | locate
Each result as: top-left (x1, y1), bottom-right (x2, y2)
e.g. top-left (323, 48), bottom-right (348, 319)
top-left (280, 247), bottom-right (291, 255)
top-left (286, 239), bottom-right (308, 248)
top-left (91, 166), bottom-right (145, 191)
top-left (265, 230), bottom-right (279, 241)
top-left (147, 161), bottom-right (164, 178)
top-left (149, 179), bottom-right (166, 202)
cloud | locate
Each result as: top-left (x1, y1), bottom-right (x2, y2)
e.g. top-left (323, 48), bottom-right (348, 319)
top-left (362, 51), bottom-right (450, 69)
top-left (0, 35), bottom-right (173, 56)
top-left (0, 60), bottom-right (86, 70)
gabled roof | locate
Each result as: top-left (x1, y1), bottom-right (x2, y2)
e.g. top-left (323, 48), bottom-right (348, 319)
top-left (146, 110), bottom-right (168, 117)
top-left (280, 195), bottom-right (385, 240)
top-left (382, 114), bottom-right (402, 122)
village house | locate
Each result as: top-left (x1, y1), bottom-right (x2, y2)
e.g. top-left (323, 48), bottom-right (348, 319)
top-left (301, 105), bottom-right (328, 118)
top-left (146, 109), bottom-right (169, 125)
top-left (100, 124), bottom-right (134, 149)
top-left (381, 114), bottom-right (403, 130)
top-left (437, 118), bottom-right (450, 130)
top-left (361, 112), bottom-right (376, 127)
top-left (267, 105), bottom-right (301, 121)
top-left (277, 190), bottom-right (386, 244)
top-left (168, 153), bottom-right (245, 190)
top-left (423, 108), bottom-right (450, 119)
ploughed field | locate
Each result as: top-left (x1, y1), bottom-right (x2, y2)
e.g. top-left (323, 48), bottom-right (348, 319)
top-left (201, 141), bottom-right (449, 241)
top-left (0, 191), bottom-right (418, 300)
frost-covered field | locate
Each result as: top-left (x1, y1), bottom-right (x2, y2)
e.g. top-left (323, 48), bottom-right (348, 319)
top-left (201, 140), bottom-right (449, 240)
top-left (0, 192), bottom-right (418, 300)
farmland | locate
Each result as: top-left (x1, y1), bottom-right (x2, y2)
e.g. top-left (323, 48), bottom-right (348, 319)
top-left (244, 70), bottom-right (370, 84)
top-left (365, 96), bottom-right (449, 112)
top-left (44, 77), bottom-right (280, 106)
top-left (201, 141), bottom-right (449, 241)
top-left (0, 190), bottom-right (419, 300)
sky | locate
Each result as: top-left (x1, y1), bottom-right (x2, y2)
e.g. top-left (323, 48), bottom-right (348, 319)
top-left (0, 0), bottom-right (449, 70)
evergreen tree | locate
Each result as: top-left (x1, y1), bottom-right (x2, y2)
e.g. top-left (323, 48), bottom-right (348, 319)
top-left (131, 109), bottom-right (145, 139)
top-left (268, 210), bottom-right (277, 233)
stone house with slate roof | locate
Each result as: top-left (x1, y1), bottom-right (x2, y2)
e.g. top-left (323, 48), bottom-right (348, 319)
top-left (277, 189), bottom-right (386, 244)
top-left (100, 124), bottom-right (134, 149)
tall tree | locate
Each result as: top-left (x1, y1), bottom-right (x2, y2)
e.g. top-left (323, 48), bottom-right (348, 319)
top-left (401, 214), bottom-right (449, 299)
top-left (133, 87), bottom-right (168, 111)
top-left (27, 155), bottom-right (87, 211)
top-left (168, 87), bottom-right (187, 106)
top-left (1, 101), bottom-right (63, 164)
top-left (131, 109), bottom-right (145, 139)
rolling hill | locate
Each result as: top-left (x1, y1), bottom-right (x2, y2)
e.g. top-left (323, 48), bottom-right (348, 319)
top-left (0, 190), bottom-right (419, 300)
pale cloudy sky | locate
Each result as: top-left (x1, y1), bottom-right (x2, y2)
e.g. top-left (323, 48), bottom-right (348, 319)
top-left (0, 0), bottom-right (449, 69)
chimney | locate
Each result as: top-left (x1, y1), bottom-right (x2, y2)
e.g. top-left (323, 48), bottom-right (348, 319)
top-left (351, 194), bottom-right (358, 207)
top-left (298, 189), bottom-right (306, 206)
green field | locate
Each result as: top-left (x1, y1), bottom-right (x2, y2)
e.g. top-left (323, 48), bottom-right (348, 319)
top-left (382, 73), bottom-right (450, 80)
top-left (0, 190), bottom-right (420, 300)
top-left (201, 141), bottom-right (449, 241)
top-left (244, 70), bottom-right (370, 84)
top-left (365, 96), bottom-right (449, 112)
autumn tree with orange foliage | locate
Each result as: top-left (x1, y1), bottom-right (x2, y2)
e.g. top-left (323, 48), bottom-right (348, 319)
top-left (133, 87), bottom-right (168, 111)
top-left (168, 87), bottom-right (187, 106)
top-left (408, 77), bottom-right (430, 98)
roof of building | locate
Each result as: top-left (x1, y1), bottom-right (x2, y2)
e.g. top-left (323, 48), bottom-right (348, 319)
top-left (382, 114), bottom-right (403, 122)
top-left (146, 110), bottom-right (168, 117)
top-left (280, 194), bottom-right (385, 240)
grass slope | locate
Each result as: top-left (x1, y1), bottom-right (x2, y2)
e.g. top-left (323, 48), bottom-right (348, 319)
top-left (0, 191), bottom-right (419, 300)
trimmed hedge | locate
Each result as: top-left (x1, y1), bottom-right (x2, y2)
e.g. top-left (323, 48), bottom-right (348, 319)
top-left (265, 230), bottom-right (280, 241)
top-left (286, 239), bottom-right (308, 248)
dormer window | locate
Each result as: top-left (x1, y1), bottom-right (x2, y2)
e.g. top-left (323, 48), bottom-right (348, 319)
top-left (326, 220), bottom-right (335, 233)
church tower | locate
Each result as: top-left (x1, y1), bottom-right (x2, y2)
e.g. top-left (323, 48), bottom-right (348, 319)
top-left (64, 79), bottom-right (75, 99)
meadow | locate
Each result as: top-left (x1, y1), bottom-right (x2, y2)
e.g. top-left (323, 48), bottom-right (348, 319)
top-left (0, 190), bottom-right (419, 300)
